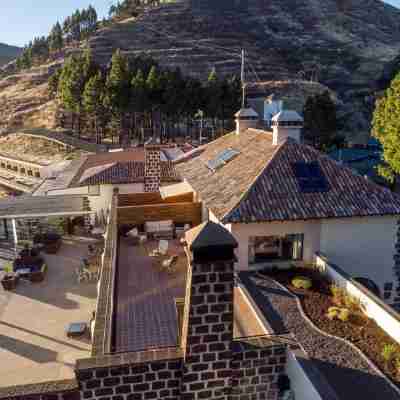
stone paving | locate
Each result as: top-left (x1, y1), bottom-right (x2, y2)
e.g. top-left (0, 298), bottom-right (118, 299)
top-left (0, 240), bottom-right (97, 388)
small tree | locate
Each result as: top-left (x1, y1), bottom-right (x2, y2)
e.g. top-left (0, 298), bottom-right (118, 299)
top-left (372, 72), bottom-right (400, 181)
top-left (303, 91), bottom-right (337, 151)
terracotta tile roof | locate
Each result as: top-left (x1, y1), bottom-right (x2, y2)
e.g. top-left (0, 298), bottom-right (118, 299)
top-left (78, 160), bottom-right (180, 186)
top-left (176, 129), bottom-right (400, 223)
top-left (70, 149), bottom-right (180, 187)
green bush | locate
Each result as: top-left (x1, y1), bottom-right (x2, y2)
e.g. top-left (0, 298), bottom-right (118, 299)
top-left (338, 308), bottom-right (350, 322)
top-left (292, 276), bottom-right (312, 290)
top-left (382, 344), bottom-right (398, 363)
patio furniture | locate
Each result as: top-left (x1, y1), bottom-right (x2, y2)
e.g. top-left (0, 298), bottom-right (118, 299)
top-left (30, 264), bottom-right (47, 283)
top-left (149, 240), bottom-right (169, 257)
top-left (127, 228), bottom-right (140, 246)
top-left (66, 322), bottom-right (87, 338)
top-left (145, 220), bottom-right (174, 240)
top-left (33, 232), bottom-right (62, 254)
top-left (161, 255), bottom-right (178, 274)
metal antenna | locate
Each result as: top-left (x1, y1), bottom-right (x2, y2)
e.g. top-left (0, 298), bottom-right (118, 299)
top-left (241, 49), bottom-right (246, 108)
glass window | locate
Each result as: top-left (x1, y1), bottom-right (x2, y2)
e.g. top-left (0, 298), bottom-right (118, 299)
top-left (249, 234), bottom-right (304, 264)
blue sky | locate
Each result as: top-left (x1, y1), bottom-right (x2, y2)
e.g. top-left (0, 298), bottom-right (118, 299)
top-left (0, 1), bottom-right (112, 47)
top-left (1, 0), bottom-right (400, 47)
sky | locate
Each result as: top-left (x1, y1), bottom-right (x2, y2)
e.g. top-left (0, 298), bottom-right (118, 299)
top-left (1, 0), bottom-right (400, 47)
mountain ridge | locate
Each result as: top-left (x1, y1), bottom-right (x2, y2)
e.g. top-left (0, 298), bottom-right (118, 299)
top-left (1, 0), bottom-right (400, 138)
top-left (0, 43), bottom-right (22, 66)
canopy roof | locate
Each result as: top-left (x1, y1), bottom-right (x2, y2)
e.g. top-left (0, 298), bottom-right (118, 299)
top-left (0, 195), bottom-right (92, 219)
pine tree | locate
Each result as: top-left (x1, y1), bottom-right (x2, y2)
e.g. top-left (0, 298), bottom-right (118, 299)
top-left (49, 22), bottom-right (63, 52)
top-left (104, 49), bottom-right (130, 144)
top-left (58, 56), bottom-right (87, 135)
top-left (372, 72), bottom-right (400, 181)
top-left (303, 91), bottom-right (337, 151)
top-left (83, 72), bottom-right (106, 144)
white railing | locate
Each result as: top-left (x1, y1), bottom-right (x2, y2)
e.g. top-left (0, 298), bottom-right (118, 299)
top-left (315, 252), bottom-right (400, 344)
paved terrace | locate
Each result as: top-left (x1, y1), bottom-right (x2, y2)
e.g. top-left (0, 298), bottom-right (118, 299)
top-left (114, 238), bottom-right (267, 353)
top-left (0, 240), bottom-right (97, 390)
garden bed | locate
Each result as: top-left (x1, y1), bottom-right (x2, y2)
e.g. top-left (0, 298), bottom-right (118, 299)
top-left (260, 267), bottom-right (400, 387)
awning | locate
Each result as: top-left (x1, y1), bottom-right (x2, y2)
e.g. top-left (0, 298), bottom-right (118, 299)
top-left (0, 195), bottom-right (93, 219)
top-left (159, 181), bottom-right (193, 200)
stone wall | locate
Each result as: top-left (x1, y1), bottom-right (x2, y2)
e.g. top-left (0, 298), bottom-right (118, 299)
top-left (181, 259), bottom-right (234, 399)
top-left (76, 350), bottom-right (183, 400)
top-left (231, 338), bottom-right (287, 400)
top-left (144, 146), bottom-right (161, 193)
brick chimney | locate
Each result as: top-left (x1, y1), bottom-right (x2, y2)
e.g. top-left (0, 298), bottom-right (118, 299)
top-left (144, 145), bottom-right (161, 192)
top-left (181, 221), bottom-right (238, 399)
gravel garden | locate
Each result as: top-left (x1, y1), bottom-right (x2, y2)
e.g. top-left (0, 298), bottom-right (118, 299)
top-left (260, 267), bottom-right (400, 389)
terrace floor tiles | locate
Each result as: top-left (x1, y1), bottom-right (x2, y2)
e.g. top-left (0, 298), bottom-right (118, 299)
top-left (114, 239), bottom-right (187, 353)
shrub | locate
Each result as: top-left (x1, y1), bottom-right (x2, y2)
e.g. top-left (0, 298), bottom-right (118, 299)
top-left (395, 357), bottom-right (400, 375)
top-left (330, 285), bottom-right (345, 306)
top-left (326, 307), bottom-right (340, 320)
top-left (338, 308), bottom-right (350, 322)
top-left (292, 276), bottom-right (312, 290)
top-left (382, 344), bottom-right (398, 363)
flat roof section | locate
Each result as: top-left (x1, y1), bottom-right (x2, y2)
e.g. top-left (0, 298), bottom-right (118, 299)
top-left (0, 195), bottom-right (92, 219)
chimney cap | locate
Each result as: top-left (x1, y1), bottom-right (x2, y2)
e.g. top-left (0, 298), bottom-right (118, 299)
top-left (272, 110), bottom-right (303, 123)
top-left (185, 221), bottom-right (238, 252)
top-left (235, 107), bottom-right (259, 119)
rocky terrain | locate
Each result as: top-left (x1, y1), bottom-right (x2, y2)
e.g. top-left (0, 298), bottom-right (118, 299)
top-left (0, 43), bottom-right (21, 67)
top-left (0, 0), bottom-right (400, 139)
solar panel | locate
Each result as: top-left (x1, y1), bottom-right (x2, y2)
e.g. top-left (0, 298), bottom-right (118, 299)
top-left (206, 148), bottom-right (240, 172)
top-left (207, 158), bottom-right (225, 171)
top-left (292, 161), bottom-right (329, 193)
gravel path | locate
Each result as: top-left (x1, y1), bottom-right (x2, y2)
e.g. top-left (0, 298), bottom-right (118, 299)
top-left (240, 273), bottom-right (400, 400)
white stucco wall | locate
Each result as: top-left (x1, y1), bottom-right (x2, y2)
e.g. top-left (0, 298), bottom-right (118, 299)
top-left (320, 216), bottom-right (397, 291)
top-left (231, 220), bottom-right (322, 270)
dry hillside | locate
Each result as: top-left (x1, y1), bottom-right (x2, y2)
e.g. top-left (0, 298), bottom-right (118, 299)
top-left (0, 0), bottom-right (400, 137)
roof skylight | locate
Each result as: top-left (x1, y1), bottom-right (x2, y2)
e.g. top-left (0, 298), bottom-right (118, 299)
top-left (292, 161), bottom-right (329, 193)
top-left (206, 148), bottom-right (240, 172)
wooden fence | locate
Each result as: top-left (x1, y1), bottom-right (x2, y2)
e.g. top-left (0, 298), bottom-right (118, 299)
top-left (118, 192), bottom-right (194, 207)
top-left (117, 202), bottom-right (202, 226)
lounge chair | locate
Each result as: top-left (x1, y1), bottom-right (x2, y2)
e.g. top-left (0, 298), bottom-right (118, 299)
top-left (149, 240), bottom-right (169, 257)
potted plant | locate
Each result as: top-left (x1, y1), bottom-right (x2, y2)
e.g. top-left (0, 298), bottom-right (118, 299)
top-left (1, 272), bottom-right (18, 291)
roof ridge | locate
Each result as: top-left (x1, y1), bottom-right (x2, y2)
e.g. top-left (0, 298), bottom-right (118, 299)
top-left (222, 138), bottom-right (287, 223)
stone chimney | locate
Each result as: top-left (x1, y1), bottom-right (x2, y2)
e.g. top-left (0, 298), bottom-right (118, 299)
top-left (144, 145), bottom-right (161, 192)
top-left (271, 110), bottom-right (304, 146)
top-left (181, 221), bottom-right (238, 399)
top-left (235, 107), bottom-right (259, 135)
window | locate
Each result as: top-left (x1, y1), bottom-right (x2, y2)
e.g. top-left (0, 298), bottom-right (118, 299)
top-left (28, 170), bottom-right (33, 176)
top-left (292, 161), bottom-right (329, 193)
top-left (248, 234), bottom-right (304, 264)
top-left (206, 148), bottom-right (240, 172)
top-left (20, 168), bottom-right (26, 175)
top-left (88, 185), bottom-right (100, 195)
top-left (35, 171), bottom-right (40, 178)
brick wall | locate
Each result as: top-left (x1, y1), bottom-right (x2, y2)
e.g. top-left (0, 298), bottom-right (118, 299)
top-left (9, 391), bottom-right (81, 400)
top-left (76, 356), bottom-right (183, 400)
top-left (144, 146), bottom-right (161, 193)
top-left (181, 260), bottom-right (234, 399)
top-left (231, 339), bottom-right (287, 400)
